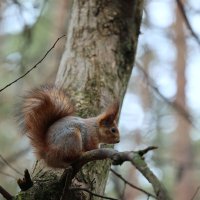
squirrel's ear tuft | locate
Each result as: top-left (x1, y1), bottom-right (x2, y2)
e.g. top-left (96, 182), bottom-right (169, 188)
top-left (99, 100), bottom-right (120, 126)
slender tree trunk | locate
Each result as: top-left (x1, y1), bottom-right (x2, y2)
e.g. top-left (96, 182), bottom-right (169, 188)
top-left (123, 47), bottom-right (152, 200)
top-left (123, 166), bottom-right (139, 199)
top-left (15, 0), bottom-right (144, 199)
top-left (50, 0), bottom-right (73, 72)
top-left (173, 1), bottom-right (195, 199)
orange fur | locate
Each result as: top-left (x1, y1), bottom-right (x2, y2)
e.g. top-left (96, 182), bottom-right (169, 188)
top-left (20, 85), bottom-right (74, 157)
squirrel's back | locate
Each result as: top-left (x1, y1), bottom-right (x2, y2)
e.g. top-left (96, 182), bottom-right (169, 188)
top-left (20, 85), bottom-right (75, 155)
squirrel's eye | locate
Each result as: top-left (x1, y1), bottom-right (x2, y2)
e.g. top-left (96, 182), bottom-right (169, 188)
top-left (111, 127), bottom-right (116, 133)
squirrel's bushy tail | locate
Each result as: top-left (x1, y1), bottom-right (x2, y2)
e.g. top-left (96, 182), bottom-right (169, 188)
top-left (19, 85), bottom-right (74, 155)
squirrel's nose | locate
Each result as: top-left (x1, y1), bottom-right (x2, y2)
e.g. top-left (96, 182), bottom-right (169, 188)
top-left (115, 138), bottom-right (120, 143)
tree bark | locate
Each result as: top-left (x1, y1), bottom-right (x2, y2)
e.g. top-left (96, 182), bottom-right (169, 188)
top-left (55, 1), bottom-right (144, 199)
top-left (15, 0), bottom-right (144, 199)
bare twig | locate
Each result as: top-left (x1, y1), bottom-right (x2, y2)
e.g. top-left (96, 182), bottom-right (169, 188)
top-left (110, 169), bottom-right (156, 199)
top-left (136, 63), bottom-right (197, 129)
top-left (138, 146), bottom-right (158, 157)
top-left (190, 186), bottom-right (200, 200)
top-left (32, 160), bottom-right (39, 175)
top-left (0, 147), bottom-right (30, 170)
top-left (176, 0), bottom-right (200, 46)
top-left (0, 171), bottom-right (17, 179)
top-left (70, 187), bottom-right (119, 200)
top-left (0, 154), bottom-right (23, 176)
top-left (0, 35), bottom-right (66, 93)
top-left (0, 185), bottom-right (13, 200)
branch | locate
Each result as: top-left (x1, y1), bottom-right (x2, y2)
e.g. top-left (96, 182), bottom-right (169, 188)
top-left (138, 146), bottom-right (158, 157)
top-left (0, 185), bottom-right (13, 200)
top-left (191, 186), bottom-right (200, 200)
top-left (136, 64), bottom-right (197, 129)
top-left (110, 169), bottom-right (156, 199)
top-left (0, 147), bottom-right (30, 170)
top-left (0, 171), bottom-right (16, 179)
top-left (176, 0), bottom-right (200, 46)
top-left (0, 154), bottom-right (23, 176)
top-left (70, 187), bottom-right (119, 200)
top-left (0, 35), bottom-right (66, 93)
top-left (71, 147), bottom-right (171, 200)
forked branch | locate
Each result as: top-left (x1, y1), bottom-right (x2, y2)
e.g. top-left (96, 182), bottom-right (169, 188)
top-left (70, 147), bottom-right (171, 200)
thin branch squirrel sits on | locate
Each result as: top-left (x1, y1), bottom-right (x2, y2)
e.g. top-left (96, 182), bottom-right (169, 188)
top-left (19, 85), bottom-right (120, 168)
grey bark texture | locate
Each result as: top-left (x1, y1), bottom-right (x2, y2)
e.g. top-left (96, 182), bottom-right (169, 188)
top-left (15, 0), bottom-right (144, 199)
top-left (56, 0), bottom-right (143, 198)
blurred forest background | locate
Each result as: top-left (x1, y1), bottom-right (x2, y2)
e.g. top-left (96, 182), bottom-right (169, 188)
top-left (0, 0), bottom-right (200, 199)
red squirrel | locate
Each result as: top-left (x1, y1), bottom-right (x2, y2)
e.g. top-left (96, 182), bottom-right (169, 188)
top-left (20, 85), bottom-right (120, 168)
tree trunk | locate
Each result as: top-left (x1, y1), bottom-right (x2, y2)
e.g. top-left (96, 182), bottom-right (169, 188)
top-left (15, 0), bottom-right (144, 199)
top-left (173, 0), bottom-right (196, 199)
top-left (50, 0), bottom-right (73, 73)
